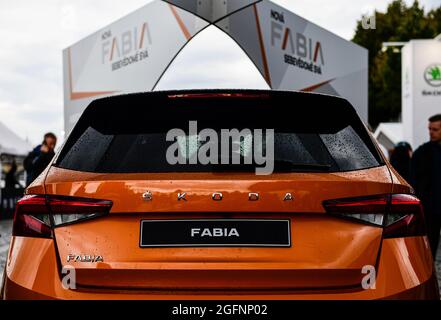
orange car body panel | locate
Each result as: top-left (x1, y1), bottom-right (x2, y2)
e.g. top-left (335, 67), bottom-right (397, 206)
top-left (41, 166), bottom-right (394, 213)
top-left (2, 165), bottom-right (439, 299)
top-left (3, 236), bottom-right (436, 299)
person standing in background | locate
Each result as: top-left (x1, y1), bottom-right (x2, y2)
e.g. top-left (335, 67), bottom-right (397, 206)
top-left (390, 141), bottom-right (412, 182)
top-left (411, 114), bottom-right (441, 257)
top-left (2, 159), bottom-right (22, 217)
top-left (5, 160), bottom-right (21, 189)
top-left (23, 132), bottom-right (57, 186)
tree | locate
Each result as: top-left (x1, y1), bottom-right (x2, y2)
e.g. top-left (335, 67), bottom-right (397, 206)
top-left (352, 0), bottom-right (441, 128)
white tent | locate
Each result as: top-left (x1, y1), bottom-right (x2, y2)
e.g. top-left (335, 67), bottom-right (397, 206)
top-left (0, 121), bottom-right (32, 156)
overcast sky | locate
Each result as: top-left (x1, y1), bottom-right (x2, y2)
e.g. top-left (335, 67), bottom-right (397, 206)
top-left (0, 0), bottom-right (439, 146)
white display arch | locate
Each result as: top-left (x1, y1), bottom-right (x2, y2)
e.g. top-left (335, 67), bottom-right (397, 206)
top-left (63, 0), bottom-right (368, 134)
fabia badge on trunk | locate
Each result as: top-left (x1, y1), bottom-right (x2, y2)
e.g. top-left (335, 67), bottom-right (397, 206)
top-left (67, 254), bottom-right (104, 263)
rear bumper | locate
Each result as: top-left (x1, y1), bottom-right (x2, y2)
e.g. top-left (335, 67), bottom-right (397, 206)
top-left (2, 272), bottom-right (439, 300)
top-left (2, 236), bottom-right (440, 300)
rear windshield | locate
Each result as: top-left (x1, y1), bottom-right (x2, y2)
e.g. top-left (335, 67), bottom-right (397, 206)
top-left (56, 92), bottom-right (384, 174)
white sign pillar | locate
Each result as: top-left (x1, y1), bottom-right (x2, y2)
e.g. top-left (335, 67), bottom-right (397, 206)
top-left (402, 40), bottom-right (441, 149)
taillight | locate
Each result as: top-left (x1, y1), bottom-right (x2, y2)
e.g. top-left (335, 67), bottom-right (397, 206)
top-left (323, 194), bottom-right (426, 238)
top-left (13, 195), bottom-right (113, 238)
top-left (48, 196), bottom-right (112, 227)
top-left (13, 195), bottom-right (51, 238)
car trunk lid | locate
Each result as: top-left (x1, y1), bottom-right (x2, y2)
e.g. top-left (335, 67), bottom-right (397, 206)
top-left (44, 166), bottom-right (390, 290)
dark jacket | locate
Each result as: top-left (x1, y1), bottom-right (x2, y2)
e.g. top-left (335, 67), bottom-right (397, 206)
top-left (23, 145), bottom-right (55, 186)
top-left (390, 146), bottom-right (412, 182)
top-left (5, 167), bottom-right (20, 189)
top-left (410, 141), bottom-right (441, 222)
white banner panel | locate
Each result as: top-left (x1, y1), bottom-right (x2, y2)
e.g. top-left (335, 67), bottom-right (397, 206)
top-left (215, 0), bottom-right (368, 121)
top-left (63, 0), bottom-right (208, 134)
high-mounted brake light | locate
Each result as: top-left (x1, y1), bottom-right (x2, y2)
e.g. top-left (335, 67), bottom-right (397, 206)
top-left (13, 195), bottom-right (112, 238)
top-left (323, 194), bottom-right (426, 238)
top-left (167, 93), bottom-right (271, 99)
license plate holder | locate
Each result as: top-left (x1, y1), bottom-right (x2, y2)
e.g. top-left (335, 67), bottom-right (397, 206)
top-left (139, 219), bottom-right (291, 247)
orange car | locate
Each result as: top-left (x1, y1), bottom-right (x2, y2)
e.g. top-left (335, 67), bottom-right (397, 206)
top-left (1, 90), bottom-right (439, 299)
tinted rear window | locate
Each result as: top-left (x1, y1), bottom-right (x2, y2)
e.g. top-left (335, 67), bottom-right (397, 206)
top-left (56, 91), bottom-right (383, 173)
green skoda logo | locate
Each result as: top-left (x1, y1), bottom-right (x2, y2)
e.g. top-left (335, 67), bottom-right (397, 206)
top-left (425, 64), bottom-right (441, 87)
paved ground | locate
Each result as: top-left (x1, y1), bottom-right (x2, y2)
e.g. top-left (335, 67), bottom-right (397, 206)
top-left (0, 219), bottom-right (440, 297)
top-left (0, 219), bottom-right (12, 286)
